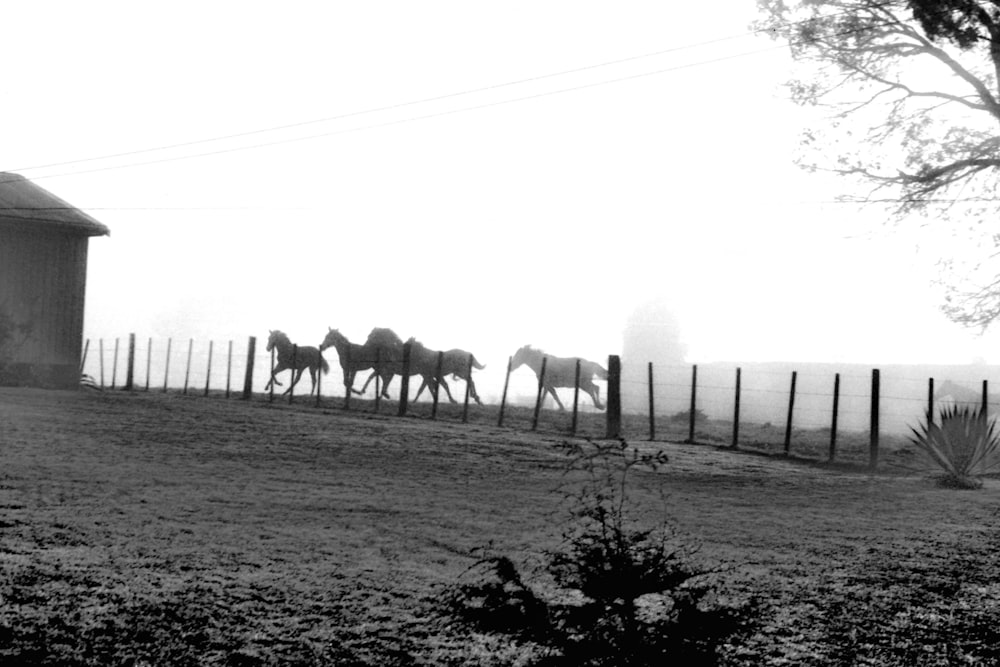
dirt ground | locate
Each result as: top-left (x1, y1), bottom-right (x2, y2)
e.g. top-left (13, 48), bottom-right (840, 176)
top-left (1, 388), bottom-right (999, 665)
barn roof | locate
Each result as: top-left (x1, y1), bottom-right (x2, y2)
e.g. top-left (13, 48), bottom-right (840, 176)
top-left (0, 172), bottom-right (109, 236)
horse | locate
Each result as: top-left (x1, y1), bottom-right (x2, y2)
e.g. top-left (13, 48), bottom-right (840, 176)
top-left (510, 344), bottom-right (607, 411)
top-left (409, 340), bottom-right (487, 405)
top-left (264, 330), bottom-right (330, 395)
top-left (319, 327), bottom-right (405, 397)
top-left (404, 337), bottom-right (457, 403)
top-left (356, 327), bottom-right (406, 398)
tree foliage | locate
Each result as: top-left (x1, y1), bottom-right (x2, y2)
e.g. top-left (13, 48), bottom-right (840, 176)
top-left (755, 0), bottom-right (1000, 327)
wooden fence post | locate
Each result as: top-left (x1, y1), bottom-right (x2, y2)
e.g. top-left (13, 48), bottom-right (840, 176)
top-left (374, 348), bottom-right (382, 414)
top-left (163, 338), bottom-right (172, 392)
top-left (99, 338), bottom-right (105, 389)
top-left (927, 377), bottom-right (934, 425)
top-left (648, 362), bottom-right (656, 442)
top-left (830, 373), bottom-right (840, 462)
top-left (431, 351), bottom-right (444, 420)
top-left (268, 345), bottom-right (275, 403)
top-left (204, 341), bottom-right (214, 397)
top-left (870, 368), bottom-right (880, 470)
top-left (145, 337), bottom-right (152, 391)
top-left (80, 338), bottom-right (90, 376)
top-left (462, 354), bottom-right (473, 424)
top-left (288, 344), bottom-right (297, 404)
top-left (111, 337), bottom-right (120, 390)
top-left (686, 364), bottom-right (697, 444)
top-left (183, 339), bottom-right (193, 395)
top-left (343, 346), bottom-right (351, 410)
top-left (242, 336), bottom-right (256, 400)
top-left (498, 356), bottom-right (512, 427)
top-left (732, 367), bottom-right (741, 449)
top-left (315, 347), bottom-right (323, 408)
top-left (982, 380), bottom-right (989, 416)
top-left (225, 340), bottom-right (233, 399)
top-left (125, 333), bottom-right (136, 391)
top-left (784, 371), bottom-right (797, 455)
top-left (532, 357), bottom-right (548, 431)
top-left (397, 341), bottom-right (412, 417)
top-left (605, 355), bottom-right (622, 440)
top-left (571, 358), bottom-right (582, 436)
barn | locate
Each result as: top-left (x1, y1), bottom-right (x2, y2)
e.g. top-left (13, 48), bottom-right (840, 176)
top-left (0, 172), bottom-right (109, 388)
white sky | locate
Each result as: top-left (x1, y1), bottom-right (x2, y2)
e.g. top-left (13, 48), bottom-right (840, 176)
top-left (6, 1), bottom-right (1000, 368)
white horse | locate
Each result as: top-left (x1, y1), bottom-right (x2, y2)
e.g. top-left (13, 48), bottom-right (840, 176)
top-left (511, 345), bottom-right (607, 411)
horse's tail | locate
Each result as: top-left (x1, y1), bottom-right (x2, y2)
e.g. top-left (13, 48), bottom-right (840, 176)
top-left (472, 356), bottom-right (486, 370)
top-left (594, 364), bottom-right (608, 380)
top-left (321, 356), bottom-right (331, 375)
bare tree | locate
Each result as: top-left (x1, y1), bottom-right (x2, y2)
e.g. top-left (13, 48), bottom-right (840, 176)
top-left (756, 0), bottom-right (1000, 327)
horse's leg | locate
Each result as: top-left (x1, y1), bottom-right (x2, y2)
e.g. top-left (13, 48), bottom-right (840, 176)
top-left (356, 369), bottom-right (378, 395)
top-left (343, 367), bottom-right (357, 395)
top-left (546, 386), bottom-right (566, 411)
top-left (414, 378), bottom-right (428, 401)
top-left (380, 371), bottom-right (394, 399)
top-left (468, 377), bottom-right (483, 405)
top-left (439, 377), bottom-right (457, 403)
top-left (265, 361), bottom-right (288, 391)
top-left (284, 367), bottom-right (306, 395)
top-left (582, 380), bottom-right (604, 410)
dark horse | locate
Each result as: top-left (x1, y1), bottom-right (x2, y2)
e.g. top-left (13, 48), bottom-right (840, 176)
top-left (510, 344), bottom-right (607, 411)
top-left (357, 327), bottom-right (406, 398)
top-left (264, 330), bottom-right (330, 395)
top-left (403, 337), bottom-right (455, 403)
top-left (319, 327), bottom-right (404, 398)
top-left (409, 339), bottom-right (486, 405)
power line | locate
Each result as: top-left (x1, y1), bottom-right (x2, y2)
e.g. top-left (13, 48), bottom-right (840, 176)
top-left (9, 195), bottom-right (1000, 214)
top-left (0, 41), bottom-right (798, 186)
top-left (5, 32), bottom-right (763, 176)
top-left (0, 7), bottom-right (900, 186)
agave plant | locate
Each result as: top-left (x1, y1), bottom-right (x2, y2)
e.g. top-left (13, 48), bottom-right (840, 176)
top-left (909, 405), bottom-right (1000, 489)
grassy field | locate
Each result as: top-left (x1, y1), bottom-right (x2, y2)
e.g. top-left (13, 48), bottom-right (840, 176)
top-left (1, 387), bottom-right (999, 665)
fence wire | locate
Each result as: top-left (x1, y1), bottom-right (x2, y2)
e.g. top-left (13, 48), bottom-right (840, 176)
top-left (81, 335), bottom-right (1000, 466)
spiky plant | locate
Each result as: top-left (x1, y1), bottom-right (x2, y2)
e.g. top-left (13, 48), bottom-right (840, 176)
top-left (909, 405), bottom-right (1000, 489)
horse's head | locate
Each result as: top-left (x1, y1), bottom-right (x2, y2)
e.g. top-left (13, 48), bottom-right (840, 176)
top-left (320, 327), bottom-right (343, 352)
top-left (266, 329), bottom-right (287, 352)
top-left (511, 345), bottom-right (534, 370)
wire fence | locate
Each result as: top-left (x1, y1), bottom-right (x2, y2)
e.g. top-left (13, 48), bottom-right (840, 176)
top-left (80, 333), bottom-right (1000, 469)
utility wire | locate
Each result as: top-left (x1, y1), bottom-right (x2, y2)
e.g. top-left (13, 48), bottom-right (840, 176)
top-left (0, 41), bottom-right (795, 186)
top-left (3, 32), bottom-right (763, 176)
top-left (2, 7), bottom-right (897, 184)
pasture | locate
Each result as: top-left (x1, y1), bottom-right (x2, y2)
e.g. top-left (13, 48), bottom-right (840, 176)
top-left (1, 388), bottom-right (999, 665)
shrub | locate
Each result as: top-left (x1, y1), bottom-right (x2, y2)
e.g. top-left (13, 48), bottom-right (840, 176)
top-left (909, 405), bottom-right (1000, 489)
top-left (441, 440), bottom-right (756, 666)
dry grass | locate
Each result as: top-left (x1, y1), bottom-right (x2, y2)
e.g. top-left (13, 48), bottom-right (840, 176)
top-left (1, 388), bottom-right (998, 665)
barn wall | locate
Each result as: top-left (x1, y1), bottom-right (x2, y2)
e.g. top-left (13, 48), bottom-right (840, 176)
top-left (0, 224), bottom-right (89, 387)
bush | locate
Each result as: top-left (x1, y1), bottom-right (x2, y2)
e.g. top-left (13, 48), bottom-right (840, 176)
top-left (441, 440), bottom-right (755, 666)
top-left (909, 405), bottom-right (1000, 489)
